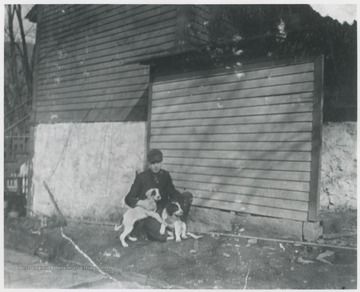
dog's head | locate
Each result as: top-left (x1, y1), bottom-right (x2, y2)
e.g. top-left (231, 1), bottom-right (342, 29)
top-left (145, 188), bottom-right (161, 201)
top-left (165, 202), bottom-right (183, 217)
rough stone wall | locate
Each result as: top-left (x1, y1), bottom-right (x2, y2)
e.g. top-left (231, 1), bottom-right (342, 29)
top-left (32, 122), bottom-right (146, 221)
top-left (320, 122), bottom-right (357, 210)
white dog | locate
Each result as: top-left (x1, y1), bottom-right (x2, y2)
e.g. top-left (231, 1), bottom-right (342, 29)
top-left (115, 188), bottom-right (166, 247)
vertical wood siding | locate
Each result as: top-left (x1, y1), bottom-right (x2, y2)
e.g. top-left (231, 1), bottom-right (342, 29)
top-left (35, 5), bottom-right (178, 123)
top-left (150, 58), bottom-right (322, 221)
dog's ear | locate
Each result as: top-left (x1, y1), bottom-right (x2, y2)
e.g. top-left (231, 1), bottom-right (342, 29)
top-left (144, 188), bottom-right (153, 198)
top-left (166, 203), bottom-right (179, 216)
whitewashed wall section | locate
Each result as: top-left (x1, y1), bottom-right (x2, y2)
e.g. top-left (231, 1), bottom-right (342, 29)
top-left (32, 122), bottom-right (146, 220)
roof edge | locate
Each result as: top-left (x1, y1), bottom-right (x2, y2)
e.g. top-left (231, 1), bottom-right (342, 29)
top-left (25, 5), bottom-right (38, 23)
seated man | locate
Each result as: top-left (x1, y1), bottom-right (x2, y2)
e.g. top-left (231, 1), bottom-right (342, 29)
top-left (124, 149), bottom-right (193, 242)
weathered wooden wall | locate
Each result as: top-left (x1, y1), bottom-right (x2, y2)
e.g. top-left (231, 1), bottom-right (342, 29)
top-left (150, 57), bottom-right (323, 221)
top-left (33, 5), bottom-right (235, 124)
top-left (35, 5), bottom-right (180, 123)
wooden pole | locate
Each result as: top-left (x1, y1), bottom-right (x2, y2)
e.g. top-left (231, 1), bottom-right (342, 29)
top-left (43, 181), bottom-right (67, 226)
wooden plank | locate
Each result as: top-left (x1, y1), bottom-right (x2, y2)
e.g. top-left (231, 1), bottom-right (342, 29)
top-left (152, 141), bottom-right (312, 151)
top-left (37, 42), bottom-right (175, 77)
top-left (164, 163), bottom-right (310, 182)
top-left (151, 103), bottom-right (313, 121)
top-left (40, 11), bottom-right (177, 58)
top-left (152, 94), bottom-right (313, 114)
top-left (151, 122), bottom-right (313, 135)
top-left (172, 179), bottom-right (309, 201)
top-left (38, 74), bottom-right (148, 95)
top-left (40, 5), bottom-right (109, 26)
top-left (164, 157), bottom-right (311, 172)
top-left (40, 5), bottom-right (85, 22)
top-left (154, 61), bottom-right (314, 84)
top-left (40, 6), bottom-right (172, 42)
top-left (40, 5), bottom-right (140, 35)
top-left (40, 26), bottom-right (176, 68)
top-left (188, 188), bottom-right (309, 211)
top-left (37, 59), bottom-right (145, 82)
top-left (37, 97), bottom-right (147, 112)
top-left (37, 84), bottom-right (149, 102)
top-left (147, 69), bottom-right (155, 169)
top-left (36, 106), bottom-right (147, 123)
top-left (40, 6), bottom-right (172, 43)
top-left (161, 149), bottom-right (311, 162)
top-left (308, 56), bottom-right (324, 222)
top-left (152, 74), bottom-right (314, 99)
top-left (37, 74), bottom-right (149, 95)
top-left (191, 198), bottom-right (308, 221)
top-left (153, 72), bottom-right (314, 95)
top-left (151, 113), bottom-right (313, 128)
top-left (37, 90), bottom-right (146, 106)
top-left (171, 172), bottom-right (310, 192)
top-left (38, 34), bottom-right (176, 73)
top-left (152, 132), bottom-right (312, 143)
top-left (152, 83), bottom-right (314, 103)
top-left (152, 92), bottom-right (313, 109)
top-left (40, 10), bottom-right (176, 51)
top-left (153, 65), bottom-right (314, 91)
top-left (38, 65), bottom-right (149, 88)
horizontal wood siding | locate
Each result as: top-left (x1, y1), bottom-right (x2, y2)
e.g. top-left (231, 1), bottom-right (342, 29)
top-left (150, 59), bottom-right (319, 221)
top-left (188, 6), bottom-right (211, 46)
top-left (36, 5), bottom-right (178, 123)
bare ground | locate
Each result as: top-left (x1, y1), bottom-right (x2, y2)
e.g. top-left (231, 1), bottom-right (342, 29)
top-left (4, 210), bottom-right (357, 289)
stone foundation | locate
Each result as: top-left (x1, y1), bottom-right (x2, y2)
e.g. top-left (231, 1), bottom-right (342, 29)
top-left (320, 122), bottom-right (357, 210)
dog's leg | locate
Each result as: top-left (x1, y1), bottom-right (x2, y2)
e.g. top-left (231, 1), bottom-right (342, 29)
top-left (180, 222), bottom-right (188, 239)
top-left (147, 212), bottom-right (167, 235)
top-left (166, 230), bottom-right (175, 241)
top-left (114, 224), bottom-right (123, 231)
top-left (159, 223), bottom-right (166, 235)
top-left (174, 221), bottom-right (182, 242)
top-left (119, 222), bottom-right (135, 248)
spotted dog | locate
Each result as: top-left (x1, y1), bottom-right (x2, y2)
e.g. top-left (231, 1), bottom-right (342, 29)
top-left (162, 201), bottom-right (202, 242)
top-left (115, 188), bottom-right (166, 247)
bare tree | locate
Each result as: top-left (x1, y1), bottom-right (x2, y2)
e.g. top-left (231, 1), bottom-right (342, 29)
top-left (15, 5), bottom-right (33, 95)
top-left (4, 4), bottom-right (36, 130)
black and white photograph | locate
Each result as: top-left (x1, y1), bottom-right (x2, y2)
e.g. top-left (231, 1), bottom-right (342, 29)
top-left (3, 1), bottom-right (357, 289)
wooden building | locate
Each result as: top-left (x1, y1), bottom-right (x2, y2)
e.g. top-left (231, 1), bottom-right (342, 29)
top-left (26, 5), bottom-right (323, 223)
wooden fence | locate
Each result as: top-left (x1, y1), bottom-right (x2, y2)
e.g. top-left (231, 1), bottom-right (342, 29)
top-left (4, 134), bottom-right (30, 161)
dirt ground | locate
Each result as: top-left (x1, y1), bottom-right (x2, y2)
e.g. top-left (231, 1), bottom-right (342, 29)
top-left (4, 210), bottom-right (357, 289)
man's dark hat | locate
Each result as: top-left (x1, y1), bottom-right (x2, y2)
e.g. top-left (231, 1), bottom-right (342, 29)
top-left (147, 149), bottom-right (163, 163)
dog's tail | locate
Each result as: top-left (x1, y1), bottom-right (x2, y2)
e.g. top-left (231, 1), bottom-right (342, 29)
top-left (114, 223), bottom-right (123, 231)
top-left (187, 232), bottom-right (203, 240)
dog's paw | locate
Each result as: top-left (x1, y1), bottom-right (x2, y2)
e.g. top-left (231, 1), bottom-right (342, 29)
top-left (181, 234), bottom-right (188, 239)
top-left (120, 236), bottom-right (128, 247)
top-left (175, 238), bottom-right (181, 242)
top-left (128, 236), bottom-right (137, 242)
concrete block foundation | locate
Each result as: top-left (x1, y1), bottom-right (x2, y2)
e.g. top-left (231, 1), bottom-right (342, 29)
top-left (303, 221), bottom-right (323, 242)
top-left (189, 207), bottom-right (325, 242)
